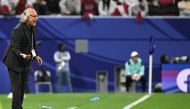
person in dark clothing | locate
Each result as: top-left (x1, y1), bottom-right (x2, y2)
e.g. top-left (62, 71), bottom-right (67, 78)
top-left (33, 0), bottom-right (48, 15)
top-left (3, 8), bottom-right (42, 109)
top-left (35, 66), bottom-right (51, 82)
top-left (45, 0), bottom-right (60, 14)
top-left (160, 54), bottom-right (170, 64)
top-left (15, 0), bottom-right (27, 15)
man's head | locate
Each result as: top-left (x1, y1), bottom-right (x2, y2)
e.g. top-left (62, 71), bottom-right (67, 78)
top-left (131, 51), bottom-right (139, 63)
top-left (160, 54), bottom-right (169, 64)
top-left (20, 8), bottom-right (38, 27)
top-left (58, 44), bottom-right (65, 52)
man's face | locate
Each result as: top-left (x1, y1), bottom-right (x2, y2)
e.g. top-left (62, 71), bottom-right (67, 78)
top-left (132, 56), bottom-right (138, 63)
top-left (27, 9), bottom-right (38, 27)
top-left (60, 45), bottom-right (65, 52)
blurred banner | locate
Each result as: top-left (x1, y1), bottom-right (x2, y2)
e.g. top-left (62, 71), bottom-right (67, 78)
top-left (162, 64), bottom-right (190, 93)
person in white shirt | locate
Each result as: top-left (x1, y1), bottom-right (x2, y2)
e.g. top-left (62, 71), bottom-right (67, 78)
top-left (54, 43), bottom-right (72, 92)
top-left (115, 0), bottom-right (129, 16)
top-left (98, 0), bottom-right (117, 16)
top-left (125, 0), bottom-right (148, 16)
top-left (26, 0), bottom-right (36, 7)
top-left (59, 0), bottom-right (81, 15)
top-left (178, 0), bottom-right (190, 16)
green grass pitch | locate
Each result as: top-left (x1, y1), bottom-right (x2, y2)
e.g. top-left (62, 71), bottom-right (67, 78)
top-left (0, 93), bottom-right (190, 109)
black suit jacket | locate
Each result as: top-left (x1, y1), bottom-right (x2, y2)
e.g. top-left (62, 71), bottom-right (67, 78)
top-left (3, 23), bottom-right (39, 73)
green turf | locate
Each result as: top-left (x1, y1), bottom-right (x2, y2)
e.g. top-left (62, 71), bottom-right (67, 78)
top-left (0, 99), bottom-right (2, 109)
top-left (134, 93), bottom-right (190, 109)
top-left (0, 93), bottom-right (144, 109)
top-left (0, 93), bottom-right (190, 109)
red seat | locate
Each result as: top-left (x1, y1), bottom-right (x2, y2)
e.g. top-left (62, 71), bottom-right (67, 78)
top-left (159, 0), bottom-right (173, 6)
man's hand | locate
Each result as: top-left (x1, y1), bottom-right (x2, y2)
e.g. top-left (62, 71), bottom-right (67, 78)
top-left (131, 74), bottom-right (142, 81)
top-left (36, 56), bottom-right (42, 65)
top-left (20, 53), bottom-right (31, 60)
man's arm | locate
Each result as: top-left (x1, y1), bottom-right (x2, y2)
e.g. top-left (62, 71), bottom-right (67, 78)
top-left (139, 61), bottom-right (145, 75)
top-left (9, 28), bottom-right (23, 56)
top-left (139, 65), bottom-right (145, 75)
top-left (54, 52), bottom-right (62, 63)
top-left (33, 30), bottom-right (42, 65)
top-left (98, 1), bottom-right (106, 16)
top-left (61, 52), bottom-right (71, 61)
top-left (33, 33), bottom-right (39, 56)
top-left (125, 62), bottom-right (131, 76)
top-left (76, 0), bottom-right (81, 14)
top-left (10, 28), bottom-right (31, 60)
top-left (59, 0), bottom-right (71, 14)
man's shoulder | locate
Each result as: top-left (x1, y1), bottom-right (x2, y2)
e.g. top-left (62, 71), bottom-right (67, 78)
top-left (13, 23), bottom-right (25, 31)
top-left (138, 58), bottom-right (144, 65)
top-left (64, 51), bottom-right (70, 53)
top-left (54, 51), bottom-right (60, 55)
top-left (138, 58), bottom-right (142, 62)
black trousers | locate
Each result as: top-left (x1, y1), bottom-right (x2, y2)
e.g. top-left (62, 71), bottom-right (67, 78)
top-left (8, 68), bottom-right (29, 109)
top-left (125, 75), bottom-right (146, 92)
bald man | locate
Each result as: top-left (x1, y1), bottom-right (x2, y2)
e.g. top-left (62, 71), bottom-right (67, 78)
top-left (3, 8), bottom-right (42, 109)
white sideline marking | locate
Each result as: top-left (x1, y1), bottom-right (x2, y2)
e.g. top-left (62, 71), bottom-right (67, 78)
top-left (24, 107), bottom-right (33, 108)
top-left (122, 94), bottom-right (151, 109)
top-left (67, 106), bottom-right (78, 109)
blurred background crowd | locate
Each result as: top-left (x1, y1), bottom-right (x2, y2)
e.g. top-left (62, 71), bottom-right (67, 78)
top-left (0, 0), bottom-right (190, 17)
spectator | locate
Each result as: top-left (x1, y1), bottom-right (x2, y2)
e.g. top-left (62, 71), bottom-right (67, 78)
top-left (125, 0), bottom-right (149, 16)
top-left (1, 0), bottom-right (11, 15)
top-left (34, 66), bottom-right (51, 82)
top-left (149, 0), bottom-right (179, 16)
top-left (95, 0), bottom-right (100, 4)
top-left (59, 0), bottom-right (81, 15)
top-left (125, 51), bottom-right (146, 92)
top-left (160, 54), bottom-right (170, 64)
top-left (54, 44), bottom-right (72, 93)
top-left (9, 0), bottom-right (19, 15)
top-left (98, 0), bottom-right (117, 16)
top-left (33, 0), bottom-right (48, 15)
top-left (147, 0), bottom-right (159, 6)
top-left (27, 0), bottom-right (36, 7)
top-left (45, 0), bottom-right (60, 15)
top-left (9, 0), bottom-right (19, 6)
top-left (177, 0), bottom-right (190, 16)
top-left (111, 0), bottom-right (128, 16)
top-left (15, 0), bottom-right (27, 14)
top-left (81, 0), bottom-right (98, 15)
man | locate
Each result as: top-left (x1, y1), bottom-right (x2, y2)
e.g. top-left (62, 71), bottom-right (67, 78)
top-left (45, 0), bottom-right (60, 14)
top-left (125, 51), bottom-right (146, 92)
top-left (98, 0), bottom-right (116, 16)
top-left (3, 8), bottom-right (42, 109)
top-left (178, 0), bottom-right (190, 16)
top-left (81, 0), bottom-right (99, 15)
top-left (34, 66), bottom-right (51, 83)
top-left (33, 0), bottom-right (48, 15)
top-left (59, 0), bottom-right (81, 15)
top-left (54, 44), bottom-right (72, 92)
